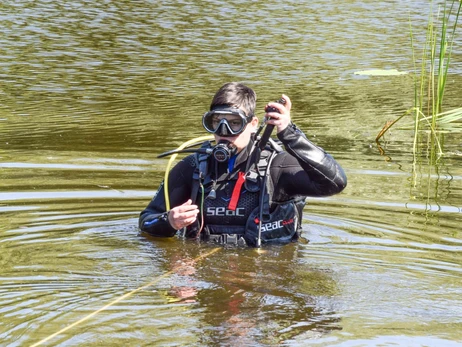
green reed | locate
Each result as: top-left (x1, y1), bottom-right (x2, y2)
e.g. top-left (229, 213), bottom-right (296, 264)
top-left (376, 0), bottom-right (461, 163)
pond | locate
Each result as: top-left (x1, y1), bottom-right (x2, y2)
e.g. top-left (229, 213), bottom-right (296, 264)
top-left (1, 0), bottom-right (461, 346)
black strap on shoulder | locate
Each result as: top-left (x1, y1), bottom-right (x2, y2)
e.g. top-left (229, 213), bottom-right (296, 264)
top-left (244, 138), bottom-right (281, 220)
top-left (244, 138), bottom-right (282, 184)
top-left (190, 141), bottom-right (212, 202)
top-left (259, 149), bottom-right (278, 219)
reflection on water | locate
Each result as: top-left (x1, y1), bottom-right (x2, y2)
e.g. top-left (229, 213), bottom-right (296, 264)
top-left (152, 243), bottom-right (342, 346)
top-left (1, 0), bottom-right (462, 346)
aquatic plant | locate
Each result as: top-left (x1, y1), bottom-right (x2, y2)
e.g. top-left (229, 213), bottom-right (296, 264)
top-left (376, 0), bottom-right (461, 163)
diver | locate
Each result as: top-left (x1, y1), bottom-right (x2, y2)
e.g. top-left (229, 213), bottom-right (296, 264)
top-left (139, 82), bottom-right (347, 247)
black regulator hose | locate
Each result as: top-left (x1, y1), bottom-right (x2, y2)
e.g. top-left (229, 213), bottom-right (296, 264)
top-left (157, 148), bottom-right (212, 158)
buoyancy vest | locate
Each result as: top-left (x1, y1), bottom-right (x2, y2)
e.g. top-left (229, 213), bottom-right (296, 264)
top-left (185, 140), bottom-right (305, 246)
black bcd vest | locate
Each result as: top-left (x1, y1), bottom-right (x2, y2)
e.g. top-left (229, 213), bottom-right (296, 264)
top-left (185, 140), bottom-right (305, 246)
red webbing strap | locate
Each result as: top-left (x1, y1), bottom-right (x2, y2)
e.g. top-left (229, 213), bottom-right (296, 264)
top-left (228, 171), bottom-right (246, 211)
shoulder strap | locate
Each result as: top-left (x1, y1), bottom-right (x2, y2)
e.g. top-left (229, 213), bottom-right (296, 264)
top-left (259, 149), bottom-right (278, 219)
top-left (243, 142), bottom-right (279, 220)
top-left (190, 141), bottom-right (212, 202)
top-left (267, 138), bottom-right (283, 153)
top-left (244, 137), bottom-right (282, 189)
top-left (261, 138), bottom-right (283, 209)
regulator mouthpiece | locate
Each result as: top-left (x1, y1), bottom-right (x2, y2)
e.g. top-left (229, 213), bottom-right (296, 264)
top-left (213, 140), bottom-right (236, 162)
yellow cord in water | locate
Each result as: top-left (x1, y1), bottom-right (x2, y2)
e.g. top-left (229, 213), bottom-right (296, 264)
top-left (31, 247), bottom-right (221, 347)
top-left (164, 135), bottom-right (214, 210)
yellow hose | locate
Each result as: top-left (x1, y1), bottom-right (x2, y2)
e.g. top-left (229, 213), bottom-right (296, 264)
top-left (164, 135), bottom-right (214, 210)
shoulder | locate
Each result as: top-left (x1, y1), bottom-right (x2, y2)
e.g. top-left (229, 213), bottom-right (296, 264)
top-left (169, 154), bottom-right (198, 177)
top-left (179, 154), bottom-right (198, 167)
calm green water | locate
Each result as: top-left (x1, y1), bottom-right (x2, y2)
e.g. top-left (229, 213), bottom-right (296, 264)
top-left (1, 1), bottom-right (462, 346)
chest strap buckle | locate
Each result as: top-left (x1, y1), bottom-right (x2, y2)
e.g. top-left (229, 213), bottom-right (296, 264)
top-left (209, 234), bottom-right (247, 246)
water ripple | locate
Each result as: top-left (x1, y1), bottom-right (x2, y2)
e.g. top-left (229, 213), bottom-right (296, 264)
top-left (0, 190), bottom-right (155, 201)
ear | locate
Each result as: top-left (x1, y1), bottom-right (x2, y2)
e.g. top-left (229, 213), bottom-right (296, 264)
top-left (250, 116), bottom-right (259, 132)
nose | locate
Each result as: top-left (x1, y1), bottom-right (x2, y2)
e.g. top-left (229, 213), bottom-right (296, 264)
top-left (217, 122), bottom-right (230, 136)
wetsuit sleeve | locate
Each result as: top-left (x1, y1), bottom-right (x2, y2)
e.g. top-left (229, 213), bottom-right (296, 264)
top-left (139, 155), bottom-right (196, 237)
top-left (274, 123), bottom-right (347, 199)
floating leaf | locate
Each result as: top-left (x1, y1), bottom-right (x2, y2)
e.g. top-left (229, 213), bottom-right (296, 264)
top-left (354, 69), bottom-right (408, 76)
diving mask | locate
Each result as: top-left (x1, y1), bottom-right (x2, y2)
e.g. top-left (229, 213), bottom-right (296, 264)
top-left (202, 106), bottom-right (252, 137)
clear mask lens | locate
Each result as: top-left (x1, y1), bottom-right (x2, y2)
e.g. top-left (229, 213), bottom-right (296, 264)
top-left (202, 107), bottom-right (251, 137)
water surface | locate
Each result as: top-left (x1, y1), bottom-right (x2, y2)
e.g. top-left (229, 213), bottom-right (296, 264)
top-left (1, 0), bottom-right (461, 346)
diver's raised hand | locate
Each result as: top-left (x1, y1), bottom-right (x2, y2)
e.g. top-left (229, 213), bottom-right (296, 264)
top-left (264, 94), bottom-right (292, 134)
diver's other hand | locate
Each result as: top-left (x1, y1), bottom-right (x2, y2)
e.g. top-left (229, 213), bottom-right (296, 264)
top-left (168, 199), bottom-right (199, 230)
top-left (264, 94), bottom-right (292, 134)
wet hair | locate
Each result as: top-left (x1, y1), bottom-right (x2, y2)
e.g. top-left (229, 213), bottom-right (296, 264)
top-left (210, 82), bottom-right (257, 118)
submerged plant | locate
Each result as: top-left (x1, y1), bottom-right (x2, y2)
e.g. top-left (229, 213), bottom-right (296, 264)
top-left (376, 0), bottom-right (462, 163)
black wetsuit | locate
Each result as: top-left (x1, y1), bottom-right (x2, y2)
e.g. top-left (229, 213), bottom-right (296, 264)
top-left (139, 123), bottom-right (347, 241)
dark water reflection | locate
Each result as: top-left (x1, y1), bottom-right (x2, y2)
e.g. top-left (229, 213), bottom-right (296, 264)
top-left (1, 0), bottom-right (462, 346)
